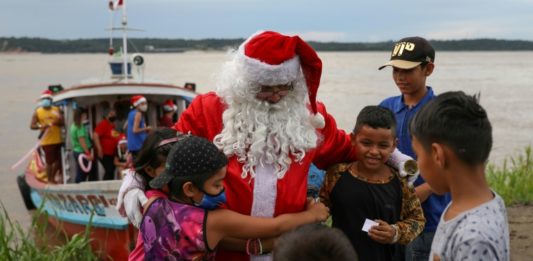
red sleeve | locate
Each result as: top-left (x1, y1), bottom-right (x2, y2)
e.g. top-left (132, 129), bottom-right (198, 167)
top-left (313, 102), bottom-right (357, 169)
top-left (173, 92), bottom-right (225, 141)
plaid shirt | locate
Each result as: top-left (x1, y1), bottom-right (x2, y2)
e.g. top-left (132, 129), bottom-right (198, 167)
top-left (319, 162), bottom-right (425, 245)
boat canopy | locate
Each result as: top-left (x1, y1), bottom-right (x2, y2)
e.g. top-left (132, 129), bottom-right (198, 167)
top-left (52, 82), bottom-right (197, 103)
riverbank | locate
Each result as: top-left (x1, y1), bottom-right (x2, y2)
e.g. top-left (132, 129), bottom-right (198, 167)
top-left (508, 205), bottom-right (533, 260)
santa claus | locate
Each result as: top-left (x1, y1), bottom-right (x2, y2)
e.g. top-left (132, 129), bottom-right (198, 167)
top-left (117, 31), bottom-right (416, 261)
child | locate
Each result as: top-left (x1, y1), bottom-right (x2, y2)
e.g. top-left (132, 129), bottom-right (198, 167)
top-left (114, 134), bottom-right (129, 177)
top-left (273, 223), bottom-right (358, 261)
top-left (409, 91), bottom-right (510, 260)
top-left (320, 106), bottom-right (424, 261)
top-left (379, 36), bottom-right (451, 260)
top-left (126, 127), bottom-right (184, 261)
top-left (141, 135), bottom-right (329, 260)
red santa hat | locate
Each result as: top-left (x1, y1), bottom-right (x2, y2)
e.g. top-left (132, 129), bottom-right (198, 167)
top-left (237, 31), bottom-right (325, 128)
top-left (117, 134), bottom-right (127, 145)
top-left (162, 99), bottom-right (177, 112)
top-left (39, 89), bottom-right (53, 100)
top-left (131, 95), bottom-right (147, 107)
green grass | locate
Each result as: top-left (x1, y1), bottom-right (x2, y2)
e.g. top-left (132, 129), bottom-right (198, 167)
top-left (0, 202), bottom-right (97, 261)
top-left (487, 146), bottom-right (533, 206)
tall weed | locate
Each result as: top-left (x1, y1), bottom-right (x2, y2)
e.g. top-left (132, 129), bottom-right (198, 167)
top-left (0, 202), bottom-right (97, 261)
top-left (487, 146), bottom-right (533, 205)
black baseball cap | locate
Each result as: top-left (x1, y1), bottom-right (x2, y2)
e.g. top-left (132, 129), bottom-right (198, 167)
top-left (149, 135), bottom-right (228, 189)
top-left (379, 36), bottom-right (435, 70)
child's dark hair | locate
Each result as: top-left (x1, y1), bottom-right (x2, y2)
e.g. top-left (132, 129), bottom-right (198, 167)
top-left (73, 108), bottom-right (87, 127)
top-left (149, 135), bottom-right (228, 199)
top-left (273, 224), bottom-right (358, 261)
top-left (168, 172), bottom-right (216, 200)
top-left (134, 127), bottom-right (180, 190)
top-left (353, 106), bottom-right (396, 136)
top-left (409, 91), bottom-right (492, 165)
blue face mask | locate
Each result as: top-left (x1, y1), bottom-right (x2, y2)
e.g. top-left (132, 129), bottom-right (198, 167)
top-left (40, 99), bottom-right (52, 108)
top-left (194, 189), bottom-right (226, 210)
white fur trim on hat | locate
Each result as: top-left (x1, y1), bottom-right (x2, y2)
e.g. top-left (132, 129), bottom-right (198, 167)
top-left (163, 104), bottom-right (177, 112)
top-left (310, 112), bottom-right (325, 129)
top-left (133, 97), bottom-right (147, 107)
top-left (236, 35), bottom-right (301, 86)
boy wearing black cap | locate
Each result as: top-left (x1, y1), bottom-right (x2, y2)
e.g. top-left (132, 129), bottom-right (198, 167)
top-left (379, 36), bottom-right (451, 261)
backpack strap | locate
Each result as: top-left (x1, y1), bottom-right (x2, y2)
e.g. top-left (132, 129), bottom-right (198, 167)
top-left (142, 196), bottom-right (163, 215)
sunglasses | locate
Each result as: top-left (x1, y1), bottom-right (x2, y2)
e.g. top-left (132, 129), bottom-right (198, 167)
top-left (256, 85), bottom-right (294, 98)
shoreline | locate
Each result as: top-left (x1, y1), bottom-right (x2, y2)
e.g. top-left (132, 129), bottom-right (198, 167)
top-left (508, 205), bottom-right (533, 260)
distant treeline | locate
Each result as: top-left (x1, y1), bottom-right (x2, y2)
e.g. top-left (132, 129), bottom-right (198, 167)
top-left (2, 37), bottom-right (533, 53)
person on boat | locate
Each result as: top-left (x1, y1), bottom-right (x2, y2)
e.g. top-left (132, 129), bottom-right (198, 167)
top-left (158, 99), bottom-right (177, 128)
top-left (183, 83), bottom-right (196, 107)
top-left (140, 135), bottom-right (329, 260)
top-left (126, 95), bottom-right (152, 160)
top-left (114, 134), bottom-right (129, 178)
top-left (117, 31), bottom-right (417, 260)
top-left (29, 89), bottom-right (64, 184)
top-left (183, 82), bottom-right (196, 91)
top-left (71, 108), bottom-right (98, 183)
top-left (93, 107), bottom-right (121, 180)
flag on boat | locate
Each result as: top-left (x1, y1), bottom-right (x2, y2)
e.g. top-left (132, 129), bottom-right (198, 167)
top-left (108, 0), bottom-right (123, 10)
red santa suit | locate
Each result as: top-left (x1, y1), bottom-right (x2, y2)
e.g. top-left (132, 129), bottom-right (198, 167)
top-left (173, 92), bottom-right (357, 260)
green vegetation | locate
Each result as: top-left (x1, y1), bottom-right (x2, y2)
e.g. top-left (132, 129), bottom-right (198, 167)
top-left (2, 37), bottom-right (533, 53)
top-left (0, 203), bottom-right (97, 261)
top-left (487, 146), bottom-right (533, 206)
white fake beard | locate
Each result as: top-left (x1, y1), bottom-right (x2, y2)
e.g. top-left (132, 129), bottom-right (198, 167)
top-left (214, 73), bottom-right (319, 180)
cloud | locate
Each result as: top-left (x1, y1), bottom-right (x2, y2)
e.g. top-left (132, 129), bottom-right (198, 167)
top-left (284, 31), bottom-right (347, 42)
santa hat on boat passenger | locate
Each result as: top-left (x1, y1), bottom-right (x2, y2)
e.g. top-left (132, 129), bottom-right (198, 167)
top-left (162, 99), bottom-right (177, 112)
top-left (236, 31), bottom-right (325, 128)
top-left (130, 95), bottom-right (147, 107)
top-left (118, 134), bottom-right (128, 145)
top-left (39, 89), bottom-right (53, 100)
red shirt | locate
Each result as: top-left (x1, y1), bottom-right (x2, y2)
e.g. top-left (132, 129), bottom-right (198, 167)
top-left (94, 119), bottom-right (120, 156)
top-left (158, 115), bottom-right (174, 128)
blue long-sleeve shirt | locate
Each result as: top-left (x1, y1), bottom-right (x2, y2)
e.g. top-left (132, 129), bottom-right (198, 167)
top-left (380, 87), bottom-right (451, 232)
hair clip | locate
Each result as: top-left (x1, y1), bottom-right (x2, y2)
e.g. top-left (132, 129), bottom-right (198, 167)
top-left (157, 137), bottom-right (180, 148)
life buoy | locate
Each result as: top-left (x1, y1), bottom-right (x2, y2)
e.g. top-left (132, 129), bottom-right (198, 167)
top-left (78, 153), bottom-right (93, 173)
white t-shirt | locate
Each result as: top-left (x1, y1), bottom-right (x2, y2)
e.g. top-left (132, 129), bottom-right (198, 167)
top-left (430, 192), bottom-right (510, 261)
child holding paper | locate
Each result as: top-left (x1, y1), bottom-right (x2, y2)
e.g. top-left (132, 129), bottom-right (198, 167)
top-left (320, 106), bottom-right (425, 261)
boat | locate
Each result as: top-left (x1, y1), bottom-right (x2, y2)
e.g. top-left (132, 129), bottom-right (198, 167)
top-left (16, 1), bottom-right (197, 260)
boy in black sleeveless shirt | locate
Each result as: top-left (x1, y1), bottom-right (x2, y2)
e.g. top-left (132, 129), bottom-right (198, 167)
top-left (320, 106), bottom-right (425, 261)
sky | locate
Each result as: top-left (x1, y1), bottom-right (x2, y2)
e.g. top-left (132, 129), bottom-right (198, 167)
top-left (2, 0), bottom-right (533, 42)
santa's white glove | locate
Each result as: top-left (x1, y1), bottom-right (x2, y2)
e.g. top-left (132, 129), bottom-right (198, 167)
top-left (115, 169), bottom-right (147, 228)
top-left (388, 148), bottom-right (419, 186)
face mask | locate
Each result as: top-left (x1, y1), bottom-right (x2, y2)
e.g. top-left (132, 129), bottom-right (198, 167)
top-left (40, 99), bottom-right (52, 108)
top-left (138, 104), bottom-right (148, 112)
top-left (108, 116), bottom-right (116, 122)
top-left (194, 189), bottom-right (226, 210)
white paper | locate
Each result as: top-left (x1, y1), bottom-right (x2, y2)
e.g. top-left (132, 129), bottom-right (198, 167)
top-left (362, 218), bottom-right (379, 232)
